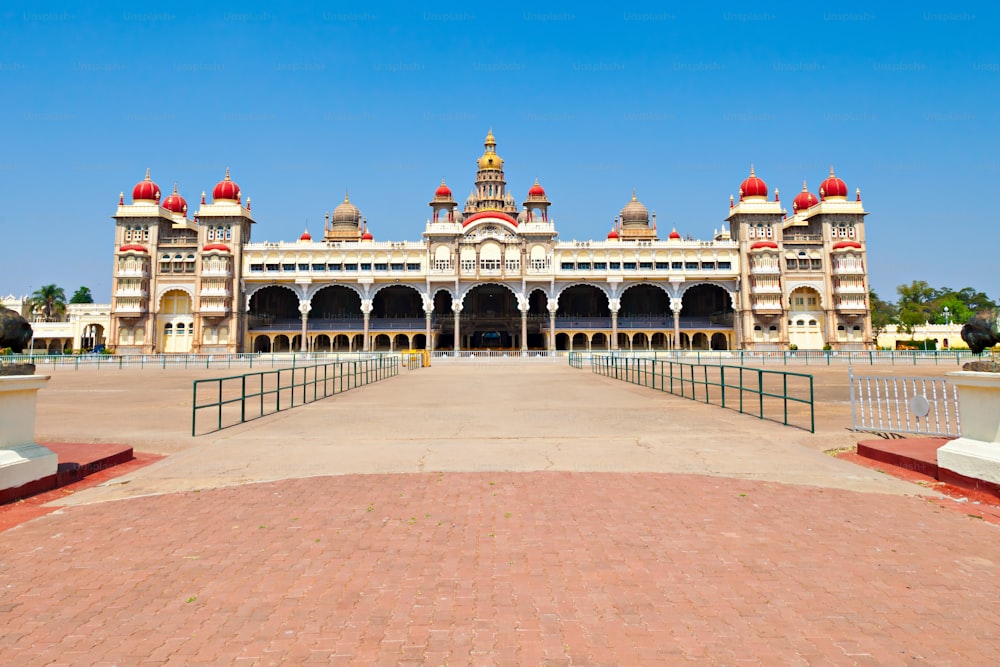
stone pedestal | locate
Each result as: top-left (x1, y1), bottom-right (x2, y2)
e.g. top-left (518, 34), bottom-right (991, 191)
top-left (937, 371), bottom-right (1000, 485)
top-left (0, 375), bottom-right (57, 494)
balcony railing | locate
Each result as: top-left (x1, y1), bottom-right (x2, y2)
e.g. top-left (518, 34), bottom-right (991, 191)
top-left (114, 288), bottom-right (148, 298)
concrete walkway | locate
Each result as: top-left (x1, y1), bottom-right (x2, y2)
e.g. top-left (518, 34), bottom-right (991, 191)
top-left (1, 360), bottom-right (996, 664)
top-left (47, 362), bottom-right (917, 505)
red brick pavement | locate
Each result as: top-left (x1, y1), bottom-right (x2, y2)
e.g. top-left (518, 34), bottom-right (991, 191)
top-left (1, 472), bottom-right (998, 665)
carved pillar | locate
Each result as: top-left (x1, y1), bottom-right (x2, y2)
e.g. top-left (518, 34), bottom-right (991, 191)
top-left (361, 300), bottom-right (372, 352)
top-left (453, 303), bottom-right (462, 352)
top-left (671, 301), bottom-right (683, 350)
top-left (547, 297), bottom-right (558, 352)
top-left (609, 298), bottom-right (620, 351)
top-left (298, 301), bottom-right (311, 352)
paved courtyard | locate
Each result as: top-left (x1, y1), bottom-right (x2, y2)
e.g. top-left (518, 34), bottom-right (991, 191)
top-left (1, 360), bottom-right (998, 664)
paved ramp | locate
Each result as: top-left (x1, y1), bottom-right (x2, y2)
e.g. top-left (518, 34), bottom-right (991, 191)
top-left (50, 362), bottom-right (921, 506)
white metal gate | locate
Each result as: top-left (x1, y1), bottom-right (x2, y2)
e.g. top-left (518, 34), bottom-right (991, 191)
top-left (849, 369), bottom-right (961, 437)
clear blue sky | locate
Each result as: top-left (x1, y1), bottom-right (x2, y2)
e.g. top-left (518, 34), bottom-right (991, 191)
top-left (1, 2), bottom-right (997, 304)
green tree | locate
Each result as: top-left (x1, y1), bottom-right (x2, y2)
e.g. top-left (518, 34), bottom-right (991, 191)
top-left (869, 289), bottom-right (896, 339)
top-left (28, 284), bottom-right (67, 322)
top-left (70, 286), bottom-right (94, 304)
top-left (895, 280), bottom-right (937, 332)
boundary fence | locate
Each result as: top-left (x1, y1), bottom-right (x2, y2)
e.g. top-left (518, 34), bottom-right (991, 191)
top-left (2, 351), bottom-right (396, 371)
top-left (564, 349), bottom-right (977, 367)
top-left (849, 369), bottom-right (961, 438)
top-left (574, 353), bottom-right (815, 432)
top-left (192, 356), bottom-right (399, 436)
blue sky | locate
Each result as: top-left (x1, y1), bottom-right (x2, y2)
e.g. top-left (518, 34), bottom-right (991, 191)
top-left (1, 2), bottom-right (997, 304)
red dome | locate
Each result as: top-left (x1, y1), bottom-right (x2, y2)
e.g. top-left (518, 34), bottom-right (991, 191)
top-left (528, 179), bottom-right (546, 197)
top-left (832, 240), bottom-right (862, 249)
top-left (361, 231), bottom-right (374, 241)
top-left (119, 244), bottom-right (148, 253)
top-left (435, 180), bottom-right (452, 198)
top-left (819, 167), bottom-right (848, 199)
top-left (739, 166), bottom-right (768, 199)
top-left (793, 183), bottom-right (818, 212)
top-left (299, 229), bottom-right (312, 241)
top-left (203, 243), bottom-right (231, 252)
top-left (161, 184), bottom-right (187, 214)
top-left (607, 229), bottom-right (619, 239)
top-left (751, 240), bottom-right (778, 249)
top-left (669, 229), bottom-right (681, 240)
top-left (212, 168), bottom-right (241, 202)
top-left (132, 168), bottom-right (160, 203)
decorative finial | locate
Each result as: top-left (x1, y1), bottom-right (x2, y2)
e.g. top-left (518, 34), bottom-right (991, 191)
top-left (749, 164), bottom-right (755, 177)
top-left (182, 204), bottom-right (187, 214)
top-left (119, 192), bottom-right (124, 205)
top-left (145, 167), bottom-right (150, 180)
top-left (830, 165), bottom-right (835, 176)
top-left (729, 194), bottom-right (734, 208)
top-left (246, 196), bottom-right (251, 210)
top-left (774, 187), bottom-right (779, 202)
top-left (856, 187), bottom-right (861, 201)
top-left (172, 182), bottom-right (179, 194)
top-left (224, 167), bottom-right (231, 180)
top-left (820, 187), bottom-right (826, 199)
top-left (802, 180), bottom-right (808, 191)
top-left (201, 191), bottom-right (206, 205)
top-left (344, 189), bottom-right (350, 203)
top-left (154, 190), bottom-right (160, 201)
top-left (631, 187), bottom-right (637, 201)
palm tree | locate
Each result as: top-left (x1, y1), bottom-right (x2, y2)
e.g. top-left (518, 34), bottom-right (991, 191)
top-left (29, 284), bottom-right (67, 322)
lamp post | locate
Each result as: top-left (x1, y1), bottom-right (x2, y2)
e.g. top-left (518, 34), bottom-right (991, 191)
top-left (943, 306), bottom-right (950, 326)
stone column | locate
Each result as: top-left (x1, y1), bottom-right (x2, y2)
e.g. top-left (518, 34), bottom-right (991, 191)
top-left (609, 298), bottom-right (620, 351)
top-left (425, 311), bottom-right (433, 351)
top-left (518, 296), bottom-right (529, 352)
top-left (671, 302), bottom-right (683, 350)
top-left (0, 375), bottom-right (57, 496)
top-left (361, 301), bottom-right (372, 352)
top-left (547, 298), bottom-right (558, 353)
top-left (453, 303), bottom-right (462, 352)
top-left (298, 301), bottom-right (311, 352)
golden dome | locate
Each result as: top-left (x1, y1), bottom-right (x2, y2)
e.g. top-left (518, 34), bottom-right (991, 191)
top-left (478, 152), bottom-right (504, 170)
top-left (478, 128), bottom-right (503, 170)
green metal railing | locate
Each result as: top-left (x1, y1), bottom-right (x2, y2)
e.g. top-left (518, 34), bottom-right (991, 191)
top-left (192, 356), bottom-right (399, 436)
top-left (579, 354), bottom-right (815, 432)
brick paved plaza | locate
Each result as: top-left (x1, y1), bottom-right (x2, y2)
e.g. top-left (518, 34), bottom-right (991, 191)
top-left (2, 361), bottom-right (998, 665)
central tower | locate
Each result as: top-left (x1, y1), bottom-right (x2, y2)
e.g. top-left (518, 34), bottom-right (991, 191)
top-left (466, 130), bottom-right (518, 215)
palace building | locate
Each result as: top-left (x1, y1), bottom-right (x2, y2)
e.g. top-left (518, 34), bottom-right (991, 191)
top-left (108, 131), bottom-right (873, 354)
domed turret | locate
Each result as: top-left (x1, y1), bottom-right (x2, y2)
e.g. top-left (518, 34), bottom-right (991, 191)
top-left (477, 129), bottom-right (504, 171)
top-left (528, 179), bottom-right (546, 197)
top-left (739, 165), bottom-right (768, 200)
top-left (212, 168), bottom-right (241, 202)
top-left (161, 183), bottom-right (187, 215)
top-left (299, 229), bottom-right (312, 242)
top-left (434, 180), bottom-right (452, 198)
top-left (669, 228), bottom-right (681, 240)
top-left (792, 182), bottom-right (818, 212)
top-left (132, 168), bottom-right (160, 203)
top-left (332, 192), bottom-right (361, 225)
top-left (621, 190), bottom-right (650, 228)
top-left (819, 166), bottom-right (848, 200)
